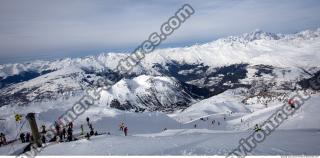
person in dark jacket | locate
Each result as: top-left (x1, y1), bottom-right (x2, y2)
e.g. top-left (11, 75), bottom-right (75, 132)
top-left (85, 133), bottom-right (90, 140)
top-left (124, 127), bottom-right (128, 136)
top-left (20, 133), bottom-right (25, 143)
top-left (41, 125), bottom-right (47, 134)
top-left (62, 128), bottom-right (66, 140)
top-left (41, 135), bottom-right (46, 144)
top-left (55, 122), bottom-right (60, 136)
top-left (86, 117), bottom-right (90, 126)
top-left (254, 124), bottom-right (261, 132)
top-left (68, 122), bottom-right (73, 129)
top-left (89, 124), bottom-right (94, 136)
top-left (0, 133), bottom-right (6, 145)
top-left (67, 127), bottom-right (73, 141)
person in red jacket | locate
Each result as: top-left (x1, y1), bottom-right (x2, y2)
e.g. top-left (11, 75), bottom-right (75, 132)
top-left (124, 127), bottom-right (128, 136)
top-left (288, 98), bottom-right (295, 108)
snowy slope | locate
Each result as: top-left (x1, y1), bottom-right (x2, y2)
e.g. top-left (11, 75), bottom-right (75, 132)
top-left (1, 88), bottom-right (320, 156)
top-left (35, 129), bottom-right (320, 155)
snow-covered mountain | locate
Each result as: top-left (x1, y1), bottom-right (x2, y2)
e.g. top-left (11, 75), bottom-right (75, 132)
top-left (1, 28), bottom-right (320, 156)
top-left (0, 28), bottom-right (319, 112)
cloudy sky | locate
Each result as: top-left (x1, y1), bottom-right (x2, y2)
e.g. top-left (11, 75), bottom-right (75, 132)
top-left (0, 0), bottom-right (319, 63)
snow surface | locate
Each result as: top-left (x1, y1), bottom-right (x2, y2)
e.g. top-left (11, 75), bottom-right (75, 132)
top-left (42, 129), bottom-right (320, 155)
top-left (1, 90), bottom-right (319, 155)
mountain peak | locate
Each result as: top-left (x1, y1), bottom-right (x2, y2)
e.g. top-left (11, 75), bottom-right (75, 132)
top-left (216, 29), bottom-right (280, 44)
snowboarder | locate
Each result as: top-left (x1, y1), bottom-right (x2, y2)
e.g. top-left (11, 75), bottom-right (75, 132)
top-left (124, 127), bottom-right (128, 136)
top-left (25, 132), bottom-right (31, 142)
top-left (20, 133), bottom-right (25, 143)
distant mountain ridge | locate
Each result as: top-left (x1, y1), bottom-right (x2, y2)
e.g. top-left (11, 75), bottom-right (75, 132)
top-left (0, 28), bottom-right (319, 111)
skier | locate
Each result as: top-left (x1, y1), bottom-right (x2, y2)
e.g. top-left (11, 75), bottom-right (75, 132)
top-left (41, 135), bottom-right (46, 144)
top-left (86, 117), bottom-right (90, 126)
top-left (124, 127), bottom-right (128, 136)
top-left (62, 127), bottom-right (66, 140)
top-left (0, 133), bottom-right (7, 145)
top-left (89, 124), bottom-right (94, 136)
top-left (85, 133), bottom-right (90, 140)
top-left (25, 132), bottom-right (31, 142)
top-left (288, 98), bottom-right (295, 109)
top-left (41, 125), bottom-right (46, 134)
top-left (20, 133), bottom-right (26, 143)
top-left (218, 121), bottom-right (220, 126)
top-left (55, 122), bottom-right (60, 136)
top-left (0, 134), bottom-right (3, 147)
top-left (254, 124), bottom-right (261, 132)
top-left (67, 126), bottom-right (73, 141)
top-left (80, 124), bottom-right (84, 135)
top-left (212, 120), bottom-right (215, 125)
top-left (194, 124), bottom-right (197, 128)
top-left (59, 129), bottom-right (63, 141)
top-left (68, 122), bottom-right (73, 129)
top-left (119, 122), bottom-right (124, 131)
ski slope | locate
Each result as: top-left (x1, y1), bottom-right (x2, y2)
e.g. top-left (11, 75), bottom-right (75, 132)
top-left (37, 129), bottom-right (320, 155)
top-left (1, 91), bottom-right (319, 156)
